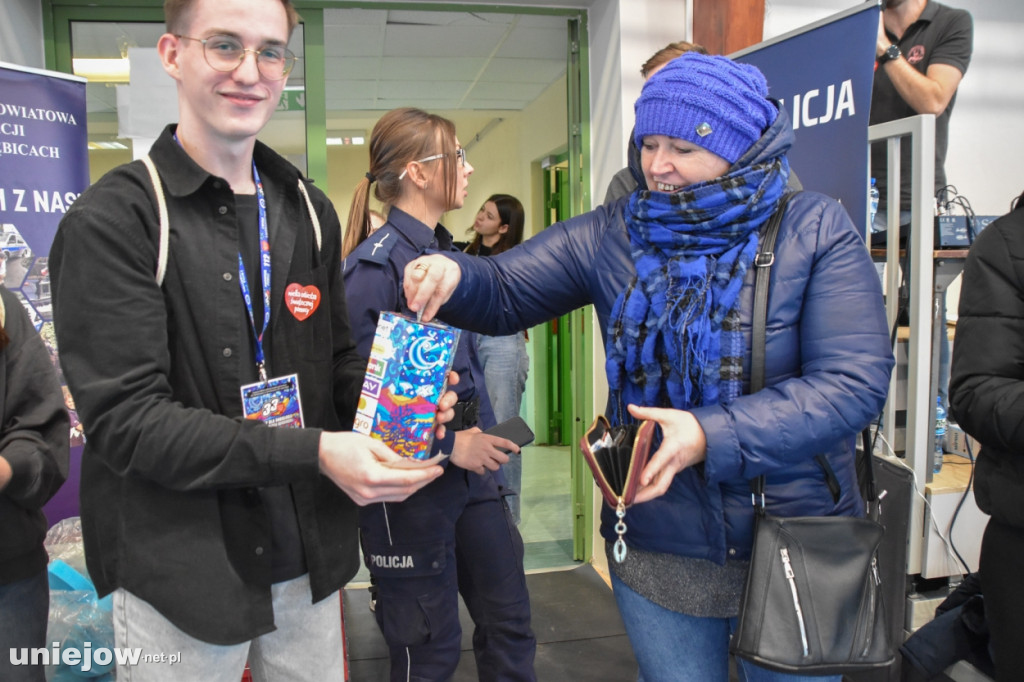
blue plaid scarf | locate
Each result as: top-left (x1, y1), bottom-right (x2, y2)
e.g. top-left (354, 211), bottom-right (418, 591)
top-left (606, 155), bottom-right (790, 424)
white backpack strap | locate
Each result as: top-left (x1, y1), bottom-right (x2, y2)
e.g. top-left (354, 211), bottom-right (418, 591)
top-left (141, 154), bottom-right (170, 286)
top-left (142, 160), bottom-right (318, 284)
top-left (297, 179), bottom-right (322, 252)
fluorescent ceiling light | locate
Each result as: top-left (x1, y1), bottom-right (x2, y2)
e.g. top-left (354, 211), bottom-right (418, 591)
top-left (327, 132), bottom-right (366, 146)
top-left (73, 58), bottom-right (131, 83)
top-left (88, 141), bottom-right (129, 150)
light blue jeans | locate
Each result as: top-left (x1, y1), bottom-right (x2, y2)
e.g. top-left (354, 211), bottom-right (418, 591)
top-left (112, 574), bottom-right (343, 682)
top-left (611, 573), bottom-right (841, 682)
top-left (475, 332), bottom-right (529, 523)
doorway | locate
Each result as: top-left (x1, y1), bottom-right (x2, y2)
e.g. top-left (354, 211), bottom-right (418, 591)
top-left (44, 0), bottom-right (593, 567)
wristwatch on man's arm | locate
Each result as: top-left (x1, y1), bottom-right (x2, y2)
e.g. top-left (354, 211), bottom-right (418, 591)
top-left (877, 43), bottom-right (902, 65)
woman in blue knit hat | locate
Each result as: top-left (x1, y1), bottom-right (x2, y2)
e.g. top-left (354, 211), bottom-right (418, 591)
top-left (401, 53), bottom-right (893, 681)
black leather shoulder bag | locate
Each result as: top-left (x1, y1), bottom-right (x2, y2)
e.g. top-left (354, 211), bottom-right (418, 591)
top-left (729, 193), bottom-right (895, 674)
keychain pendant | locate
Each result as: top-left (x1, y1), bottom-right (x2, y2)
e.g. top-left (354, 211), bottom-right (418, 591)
top-left (613, 500), bottom-right (628, 563)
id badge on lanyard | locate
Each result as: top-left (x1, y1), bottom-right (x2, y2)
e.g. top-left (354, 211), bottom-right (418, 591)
top-left (241, 374), bottom-right (304, 428)
top-left (237, 161), bottom-right (304, 428)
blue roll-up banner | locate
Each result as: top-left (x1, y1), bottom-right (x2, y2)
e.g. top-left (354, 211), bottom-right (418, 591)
top-left (1, 61), bottom-right (90, 523)
top-left (733, 2), bottom-right (879, 234)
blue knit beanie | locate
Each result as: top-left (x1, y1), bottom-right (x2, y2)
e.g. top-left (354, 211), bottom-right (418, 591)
top-left (633, 53), bottom-right (778, 164)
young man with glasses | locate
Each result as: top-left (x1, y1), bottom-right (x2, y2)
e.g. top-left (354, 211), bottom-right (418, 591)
top-left (50, 1), bottom-right (450, 679)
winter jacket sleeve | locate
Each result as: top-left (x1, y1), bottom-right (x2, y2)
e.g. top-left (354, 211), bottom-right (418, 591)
top-left (949, 209), bottom-right (1024, 454)
top-left (440, 202), bottom-right (622, 333)
top-left (692, 195), bottom-right (893, 482)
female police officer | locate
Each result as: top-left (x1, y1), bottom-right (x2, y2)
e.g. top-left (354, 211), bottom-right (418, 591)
top-left (342, 107), bottom-right (536, 682)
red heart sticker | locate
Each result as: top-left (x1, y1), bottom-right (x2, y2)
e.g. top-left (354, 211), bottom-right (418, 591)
top-left (285, 283), bottom-right (321, 321)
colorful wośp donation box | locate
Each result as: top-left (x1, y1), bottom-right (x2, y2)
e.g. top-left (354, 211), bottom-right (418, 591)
top-left (353, 312), bottom-right (459, 460)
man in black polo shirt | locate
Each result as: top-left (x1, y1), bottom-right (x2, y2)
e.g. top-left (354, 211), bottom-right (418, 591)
top-left (870, 0), bottom-right (973, 236)
top-left (869, 0), bottom-right (972, 411)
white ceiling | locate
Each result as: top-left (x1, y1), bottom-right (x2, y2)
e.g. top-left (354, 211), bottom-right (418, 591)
top-left (323, 9), bottom-right (569, 112)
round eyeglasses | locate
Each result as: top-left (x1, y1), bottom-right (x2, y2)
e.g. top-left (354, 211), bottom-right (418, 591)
top-left (398, 148), bottom-right (467, 180)
top-left (176, 34), bottom-right (298, 80)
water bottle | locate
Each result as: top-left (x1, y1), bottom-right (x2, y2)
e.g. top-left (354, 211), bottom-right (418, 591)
top-left (869, 177), bottom-right (880, 232)
top-left (934, 396), bottom-right (947, 474)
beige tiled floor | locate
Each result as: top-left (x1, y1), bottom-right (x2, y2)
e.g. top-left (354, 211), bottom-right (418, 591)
top-left (348, 444), bottom-right (575, 586)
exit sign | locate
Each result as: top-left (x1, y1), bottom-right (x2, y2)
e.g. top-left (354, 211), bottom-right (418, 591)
top-left (277, 90), bottom-right (305, 111)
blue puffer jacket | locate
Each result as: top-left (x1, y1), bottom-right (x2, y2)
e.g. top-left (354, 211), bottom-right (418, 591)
top-left (439, 108), bottom-right (894, 563)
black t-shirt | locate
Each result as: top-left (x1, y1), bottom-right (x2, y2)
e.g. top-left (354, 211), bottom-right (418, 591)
top-left (869, 1), bottom-right (973, 215)
top-left (237, 192), bottom-right (307, 584)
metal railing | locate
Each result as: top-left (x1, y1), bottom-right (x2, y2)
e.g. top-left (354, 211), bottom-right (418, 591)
top-left (867, 113), bottom-right (935, 576)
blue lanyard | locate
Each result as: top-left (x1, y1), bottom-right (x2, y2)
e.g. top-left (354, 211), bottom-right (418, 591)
top-left (237, 162), bottom-right (272, 383)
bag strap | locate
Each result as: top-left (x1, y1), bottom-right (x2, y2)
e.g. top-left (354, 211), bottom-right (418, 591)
top-left (750, 193), bottom-right (791, 395)
top-left (297, 178), bottom-right (324, 257)
top-left (749, 192), bottom-right (879, 515)
top-left (141, 155), bottom-right (170, 287)
top-left (142, 154), bottom-right (323, 287)
top-left (750, 192), bottom-right (792, 511)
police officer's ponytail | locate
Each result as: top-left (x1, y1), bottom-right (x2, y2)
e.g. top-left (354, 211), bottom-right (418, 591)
top-left (343, 171), bottom-right (376, 258)
top-left (343, 108), bottom-right (458, 259)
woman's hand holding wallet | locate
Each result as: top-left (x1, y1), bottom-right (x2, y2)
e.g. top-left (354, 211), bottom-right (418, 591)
top-left (626, 404), bottom-right (707, 505)
top-left (580, 405), bottom-right (707, 562)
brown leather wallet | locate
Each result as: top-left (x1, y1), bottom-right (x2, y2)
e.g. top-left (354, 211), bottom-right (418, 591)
top-left (579, 415), bottom-right (656, 562)
top-left (580, 415), bottom-right (656, 508)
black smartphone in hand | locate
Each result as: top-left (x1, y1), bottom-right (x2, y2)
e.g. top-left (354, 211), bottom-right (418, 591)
top-left (484, 416), bottom-right (535, 451)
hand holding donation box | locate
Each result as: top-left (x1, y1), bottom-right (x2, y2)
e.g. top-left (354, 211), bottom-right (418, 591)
top-left (353, 312), bottom-right (459, 463)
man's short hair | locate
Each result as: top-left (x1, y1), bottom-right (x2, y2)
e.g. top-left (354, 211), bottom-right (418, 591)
top-left (164, 0), bottom-right (301, 37)
top-left (641, 41), bottom-right (709, 79)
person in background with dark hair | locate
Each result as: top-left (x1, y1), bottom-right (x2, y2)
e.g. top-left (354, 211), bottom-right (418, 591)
top-left (949, 188), bottom-right (1024, 682)
top-left (464, 193), bottom-right (531, 523)
top-left (603, 41), bottom-right (708, 205)
top-left (0, 285), bottom-right (70, 682)
top-left (50, 1), bottom-right (451, 679)
top-left (464, 194), bottom-right (525, 256)
top-left (344, 107), bottom-right (536, 682)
